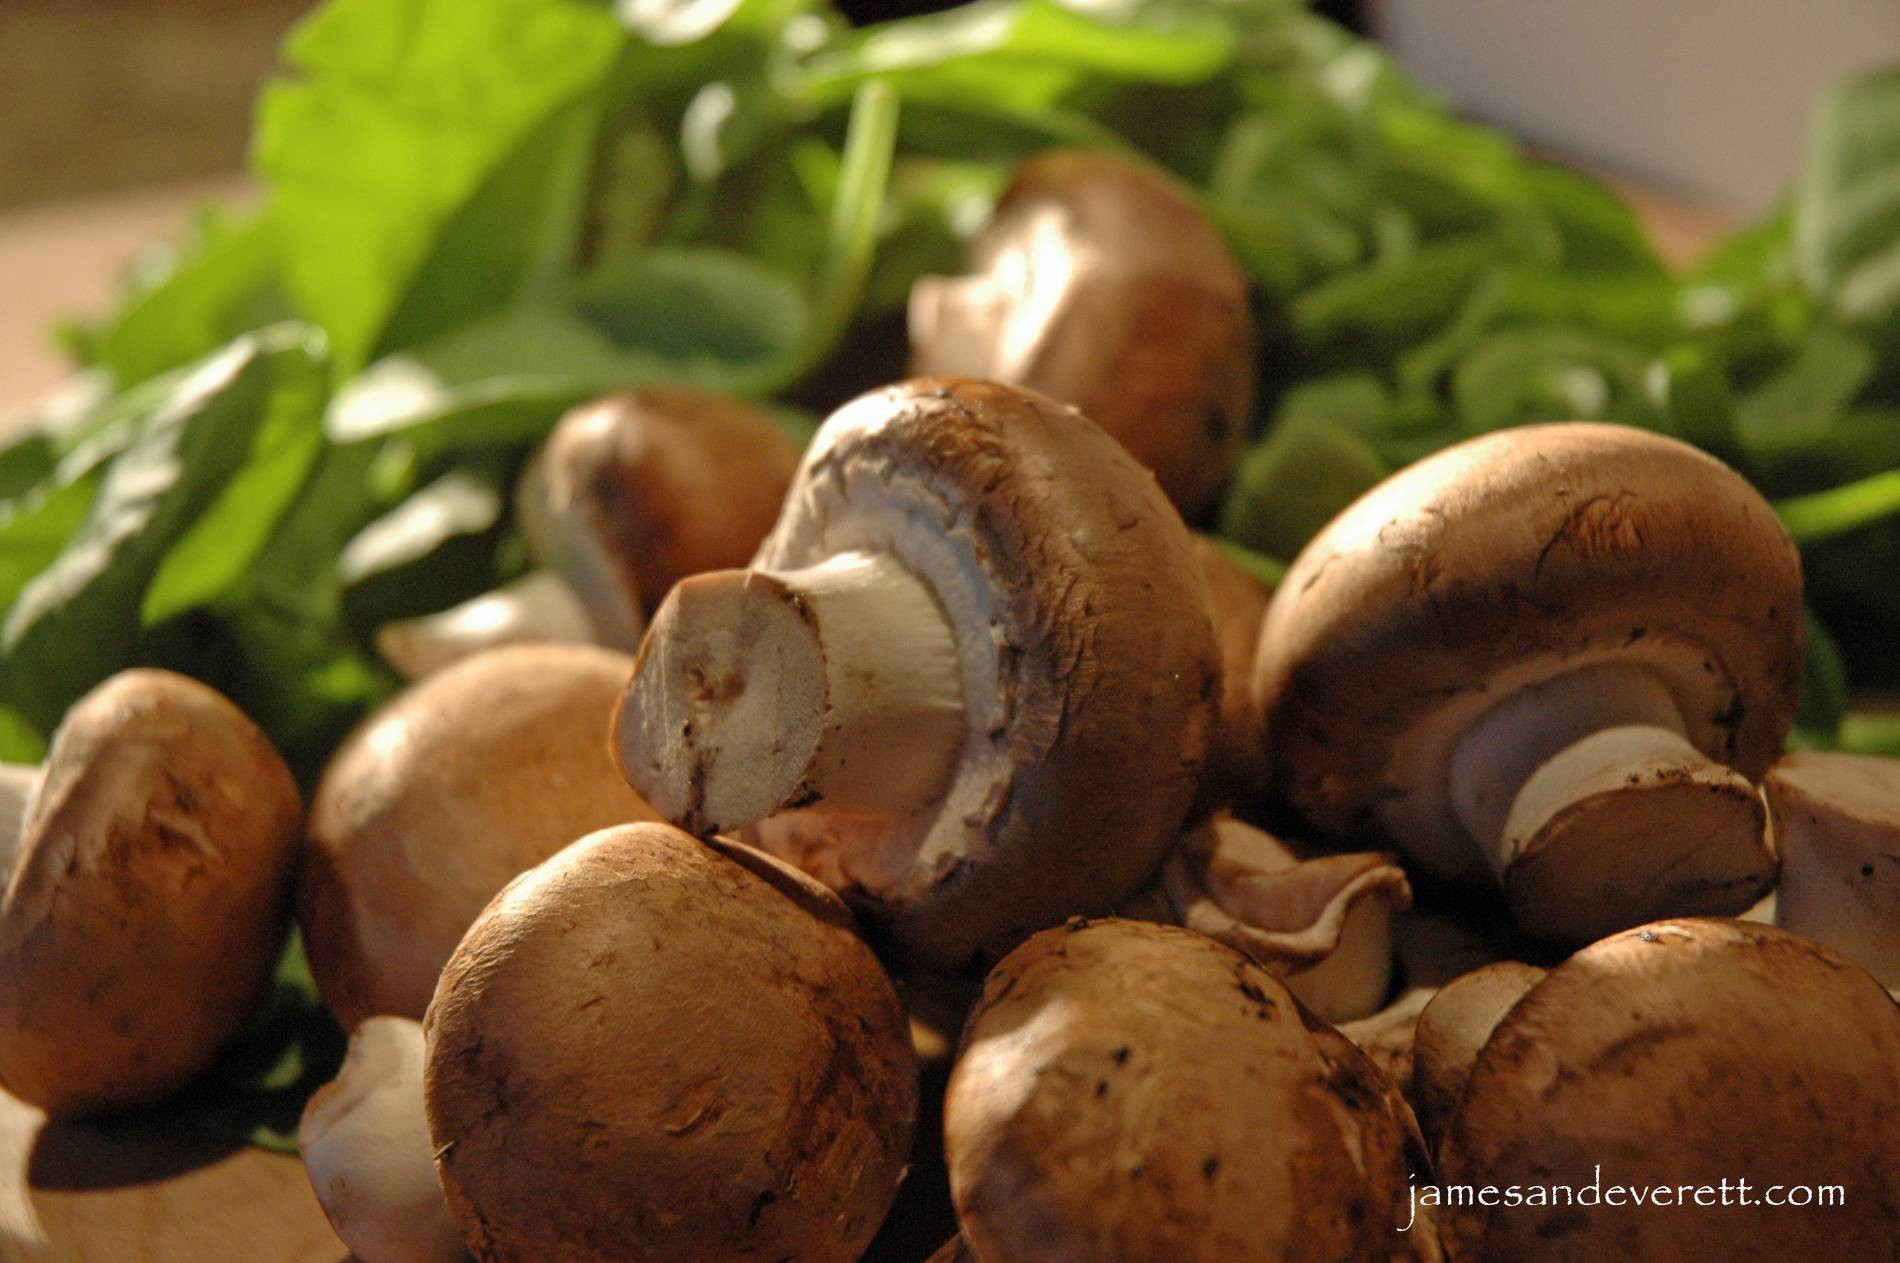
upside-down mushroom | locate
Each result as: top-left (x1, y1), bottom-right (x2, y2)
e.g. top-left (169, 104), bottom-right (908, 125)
top-left (1434, 919), bottom-right (1900, 1260)
top-left (1762, 750), bottom-right (1900, 986)
top-left (0, 670), bottom-right (301, 1116)
top-left (616, 378), bottom-right (1220, 971)
top-left (424, 823), bottom-right (918, 1263)
top-left (1253, 423), bottom-right (1800, 944)
top-left (943, 918), bottom-right (1427, 1263)
top-left (377, 388), bottom-right (799, 678)
top-left (300, 643), bottom-right (659, 1027)
top-left (908, 149), bottom-right (1255, 518)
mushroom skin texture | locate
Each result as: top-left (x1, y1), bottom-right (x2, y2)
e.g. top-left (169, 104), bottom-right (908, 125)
top-left (908, 150), bottom-right (1255, 519)
top-left (1191, 536), bottom-right (1274, 811)
top-left (617, 378), bottom-right (1221, 971)
top-left (1407, 961), bottom-right (1547, 1152)
top-left (944, 918), bottom-right (1426, 1263)
top-left (1763, 750), bottom-right (1900, 986)
top-left (1252, 422), bottom-right (1801, 945)
top-left (424, 823), bottom-right (917, 1263)
top-left (300, 1016), bottom-right (467, 1263)
top-left (1437, 919), bottom-right (1900, 1261)
top-left (0, 669), bottom-right (301, 1116)
top-left (1149, 814), bottom-right (1412, 1022)
top-left (377, 387), bottom-right (800, 678)
top-left (300, 643), bottom-right (660, 1028)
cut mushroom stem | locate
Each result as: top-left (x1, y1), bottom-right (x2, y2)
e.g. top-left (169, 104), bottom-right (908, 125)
top-left (1764, 751), bottom-right (1900, 987)
top-left (620, 551), bottom-right (967, 836)
top-left (375, 571), bottom-right (603, 681)
top-left (1446, 660), bottom-right (1766, 939)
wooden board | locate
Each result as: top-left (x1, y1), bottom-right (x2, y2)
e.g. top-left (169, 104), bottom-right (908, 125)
top-left (0, 1090), bottom-right (345, 1262)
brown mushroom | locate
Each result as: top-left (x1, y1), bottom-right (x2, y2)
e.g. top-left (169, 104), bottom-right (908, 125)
top-left (425, 822), bottom-right (918, 1263)
top-left (377, 388), bottom-right (800, 678)
top-left (300, 643), bottom-right (660, 1028)
top-left (616, 378), bottom-right (1220, 971)
top-left (944, 917), bottom-right (1426, 1262)
top-left (1407, 961), bottom-right (1547, 1152)
top-left (909, 149), bottom-right (1255, 518)
top-left (1192, 536), bottom-right (1275, 810)
top-left (1435, 919), bottom-right (1900, 1260)
top-left (1762, 750), bottom-right (1900, 986)
top-left (1253, 423), bottom-right (1800, 944)
top-left (0, 670), bottom-right (301, 1115)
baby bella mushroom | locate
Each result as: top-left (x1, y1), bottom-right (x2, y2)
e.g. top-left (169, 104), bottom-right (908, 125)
top-left (300, 1016), bottom-right (466, 1263)
top-left (425, 822), bottom-right (918, 1263)
top-left (1763, 750), bottom-right (1900, 985)
top-left (300, 643), bottom-right (659, 1028)
top-left (617, 378), bottom-right (1220, 970)
top-left (0, 669), bottom-right (301, 1115)
top-left (909, 149), bottom-right (1255, 518)
top-left (1407, 960), bottom-right (1547, 1151)
top-left (1433, 920), bottom-right (1900, 1260)
top-left (378, 387), bottom-right (799, 678)
top-left (1192, 535), bottom-right (1275, 811)
top-left (1253, 423), bottom-right (1801, 944)
top-left (944, 918), bottom-right (1426, 1263)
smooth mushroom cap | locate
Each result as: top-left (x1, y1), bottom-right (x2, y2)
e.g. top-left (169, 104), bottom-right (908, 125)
top-left (1252, 423), bottom-right (1799, 895)
top-left (521, 386), bottom-right (802, 621)
top-left (300, 643), bottom-right (659, 1028)
top-left (908, 149), bottom-right (1255, 518)
top-left (728, 378), bottom-right (1220, 972)
top-left (1157, 814), bottom-right (1412, 1022)
top-left (300, 1016), bottom-right (466, 1263)
top-left (1408, 961), bottom-right (1547, 1153)
top-left (425, 823), bottom-right (917, 1263)
top-left (1192, 536), bottom-right (1274, 811)
top-left (0, 670), bottom-right (301, 1116)
top-left (1763, 750), bottom-right (1900, 986)
top-left (1438, 919), bottom-right (1900, 1261)
top-left (944, 918), bottom-right (1424, 1263)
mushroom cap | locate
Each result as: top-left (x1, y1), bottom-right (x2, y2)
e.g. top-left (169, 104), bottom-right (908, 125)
top-left (909, 149), bottom-right (1255, 518)
top-left (520, 386), bottom-right (801, 625)
top-left (1251, 422), bottom-right (1803, 882)
top-left (1192, 536), bottom-right (1274, 810)
top-left (300, 643), bottom-right (659, 1028)
top-left (944, 918), bottom-right (1424, 1263)
top-left (424, 823), bottom-right (917, 1263)
top-left (1408, 960), bottom-right (1547, 1153)
top-left (746, 377), bottom-right (1220, 971)
top-left (0, 669), bottom-right (301, 1115)
top-left (1438, 919), bottom-right (1900, 1260)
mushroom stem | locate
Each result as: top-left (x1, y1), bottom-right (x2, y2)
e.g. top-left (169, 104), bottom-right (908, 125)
top-left (0, 762), bottom-right (38, 877)
top-left (1447, 661), bottom-right (1768, 940)
top-left (375, 570), bottom-right (605, 680)
top-left (619, 551), bottom-right (967, 836)
top-left (1764, 753), bottom-right (1900, 987)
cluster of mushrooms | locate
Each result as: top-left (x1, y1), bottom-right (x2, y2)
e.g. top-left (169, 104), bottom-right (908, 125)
top-left (5, 149), bottom-right (1900, 1263)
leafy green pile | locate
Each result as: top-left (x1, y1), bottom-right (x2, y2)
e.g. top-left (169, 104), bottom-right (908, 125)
top-left (3, 0), bottom-right (1899, 1145)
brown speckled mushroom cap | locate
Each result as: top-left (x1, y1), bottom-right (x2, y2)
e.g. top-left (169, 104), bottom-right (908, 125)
top-left (301, 643), bottom-right (659, 1028)
top-left (0, 670), bottom-right (301, 1116)
top-left (424, 823), bottom-right (917, 1263)
top-left (944, 918), bottom-right (1424, 1263)
top-left (742, 377), bottom-right (1220, 972)
top-left (1438, 919), bottom-right (1900, 1260)
top-left (520, 386), bottom-right (801, 627)
top-left (909, 149), bottom-right (1255, 518)
top-left (1252, 422), bottom-right (1802, 884)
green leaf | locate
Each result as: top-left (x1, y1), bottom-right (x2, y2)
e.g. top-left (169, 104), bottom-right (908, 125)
top-left (1732, 323), bottom-right (1876, 448)
top-left (254, 0), bottom-right (626, 372)
top-left (1451, 325), bottom-right (1653, 435)
top-left (1794, 66), bottom-right (1900, 323)
top-left (1792, 609), bottom-right (1850, 747)
top-left (1221, 407), bottom-right (1387, 561)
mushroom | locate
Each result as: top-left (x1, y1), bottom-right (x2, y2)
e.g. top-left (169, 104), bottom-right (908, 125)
top-left (943, 917), bottom-right (1427, 1263)
top-left (425, 822), bottom-right (918, 1263)
top-left (0, 669), bottom-right (301, 1116)
top-left (616, 378), bottom-right (1220, 971)
top-left (1761, 751), bottom-right (1900, 985)
top-left (1337, 908), bottom-right (1518, 1090)
top-left (1191, 536), bottom-right (1274, 811)
top-left (377, 387), bottom-right (800, 678)
top-left (300, 643), bottom-right (660, 1028)
top-left (1407, 961), bottom-right (1546, 1152)
top-left (908, 149), bottom-right (1255, 519)
top-left (1252, 422), bottom-right (1801, 944)
top-left (923, 1239), bottom-right (976, 1263)
top-left (300, 1016), bottom-right (466, 1263)
top-left (1435, 919), bottom-right (1900, 1260)
top-left (1142, 813), bottom-right (1412, 1022)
